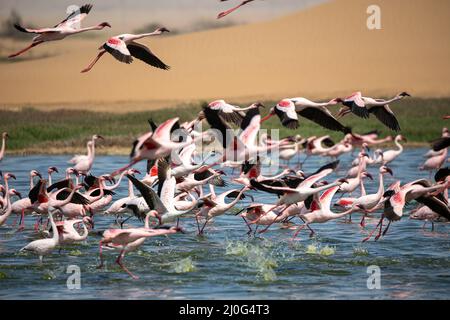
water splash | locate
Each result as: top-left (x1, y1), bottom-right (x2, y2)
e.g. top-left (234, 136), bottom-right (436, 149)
top-left (170, 257), bottom-right (197, 273)
top-left (226, 240), bottom-right (278, 282)
top-left (353, 246), bottom-right (369, 256)
top-left (306, 243), bottom-right (336, 256)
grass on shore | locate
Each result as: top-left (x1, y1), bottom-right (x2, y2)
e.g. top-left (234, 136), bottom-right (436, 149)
top-left (0, 98), bottom-right (449, 155)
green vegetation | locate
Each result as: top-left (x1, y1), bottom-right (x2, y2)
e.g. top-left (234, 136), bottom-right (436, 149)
top-left (0, 98), bottom-right (448, 154)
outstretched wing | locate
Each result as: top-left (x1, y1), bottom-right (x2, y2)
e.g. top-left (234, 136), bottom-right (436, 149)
top-left (103, 37), bottom-right (132, 64)
top-left (127, 41), bottom-right (170, 70)
top-left (369, 105), bottom-right (401, 131)
top-left (126, 174), bottom-right (167, 213)
top-left (296, 106), bottom-right (349, 133)
top-left (54, 4), bottom-right (93, 28)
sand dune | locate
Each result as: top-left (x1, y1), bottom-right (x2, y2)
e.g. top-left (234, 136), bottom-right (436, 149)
top-left (0, 0), bottom-right (449, 111)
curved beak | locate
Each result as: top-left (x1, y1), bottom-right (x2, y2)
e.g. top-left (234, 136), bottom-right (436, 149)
top-left (49, 166), bottom-right (59, 173)
top-left (36, 172), bottom-right (43, 179)
top-left (386, 167), bottom-right (393, 176)
top-left (365, 173), bottom-right (374, 180)
top-left (14, 191), bottom-right (22, 199)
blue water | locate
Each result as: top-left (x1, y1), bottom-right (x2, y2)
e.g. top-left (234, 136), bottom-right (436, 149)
top-left (0, 149), bottom-right (449, 300)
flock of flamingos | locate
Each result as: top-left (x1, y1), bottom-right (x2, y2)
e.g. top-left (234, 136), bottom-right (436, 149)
top-left (1, 3), bottom-right (450, 280)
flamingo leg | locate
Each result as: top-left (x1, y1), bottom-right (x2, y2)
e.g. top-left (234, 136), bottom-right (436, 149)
top-left (116, 248), bottom-right (139, 280)
top-left (199, 218), bottom-right (209, 234)
top-left (258, 205), bottom-right (291, 234)
top-left (374, 217), bottom-right (384, 241)
top-left (291, 223), bottom-right (307, 241)
top-left (97, 241), bottom-right (104, 269)
top-left (381, 220), bottom-right (392, 237)
top-left (360, 215), bottom-right (366, 228)
top-left (242, 217), bottom-right (252, 235)
top-left (8, 41), bottom-right (44, 58)
top-left (81, 50), bottom-right (106, 73)
top-left (362, 215), bottom-right (384, 242)
top-left (17, 208), bottom-right (26, 231)
top-left (195, 215), bottom-right (201, 234)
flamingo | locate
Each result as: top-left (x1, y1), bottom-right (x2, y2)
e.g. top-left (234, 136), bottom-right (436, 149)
top-left (10, 170), bottom-right (42, 230)
top-left (0, 172), bottom-right (16, 226)
top-left (69, 135), bottom-right (103, 174)
top-left (0, 132), bottom-right (8, 162)
top-left (375, 135), bottom-right (407, 165)
top-left (104, 169), bottom-right (141, 217)
top-left (55, 216), bottom-right (93, 245)
top-left (81, 27), bottom-right (170, 73)
top-left (291, 186), bottom-right (362, 240)
top-left (111, 118), bottom-right (212, 176)
top-left (261, 99), bottom-right (349, 133)
top-left (97, 212), bottom-right (182, 279)
top-left (336, 92), bottom-right (410, 131)
top-left (363, 179), bottom-right (450, 242)
top-left (19, 211), bottom-right (59, 262)
top-left (205, 100), bottom-right (264, 125)
top-left (9, 4), bottom-right (111, 58)
top-left (342, 132), bottom-right (393, 148)
top-left (217, 0), bottom-right (257, 19)
top-left (420, 148), bottom-right (448, 176)
top-left (351, 166), bottom-right (393, 227)
top-left (196, 186), bottom-right (250, 234)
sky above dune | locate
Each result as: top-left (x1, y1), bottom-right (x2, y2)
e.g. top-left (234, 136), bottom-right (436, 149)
top-left (0, 0), bottom-right (328, 30)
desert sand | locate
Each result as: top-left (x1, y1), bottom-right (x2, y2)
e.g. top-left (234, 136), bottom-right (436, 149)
top-left (0, 0), bottom-right (449, 112)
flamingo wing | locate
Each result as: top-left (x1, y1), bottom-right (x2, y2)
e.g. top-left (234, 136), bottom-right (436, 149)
top-left (54, 3), bottom-right (93, 29)
top-left (126, 174), bottom-right (167, 213)
top-left (55, 189), bottom-right (90, 205)
top-left (300, 161), bottom-right (339, 189)
top-left (203, 104), bottom-right (231, 149)
top-left (319, 186), bottom-right (340, 211)
top-left (275, 102), bottom-right (299, 129)
top-left (103, 38), bottom-right (132, 64)
top-left (344, 92), bottom-right (369, 118)
top-left (416, 195), bottom-right (450, 220)
top-left (431, 137), bottom-right (450, 152)
top-left (369, 104), bottom-right (401, 131)
top-left (127, 41), bottom-right (170, 70)
top-left (296, 106), bottom-right (349, 133)
top-left (250, 179), bottom-right (294, 196)
top-left (13, 24), bottom-right (59, 34)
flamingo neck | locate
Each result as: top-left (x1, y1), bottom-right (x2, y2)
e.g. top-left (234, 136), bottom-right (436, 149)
top-left (128, 179), bottom-right (134, 197)
top-left (0, 137), bottom-right (6, 159)
top-left (49, 213), bottom-right (59, 243)
top-left (106, 171), bottom-right (126, 190)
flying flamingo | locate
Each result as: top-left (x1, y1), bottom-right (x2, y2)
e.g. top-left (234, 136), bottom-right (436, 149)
top-left (363, 179), bottom-right (450, 242)
top-left (217, 0), bottom-right (256, 19)
top-left (291, 186), bottom-right (363, 240)
top-left (97, 212), bottom-right (183, 279)
top-left (205, 100), bottom-right (264, 125)
top-left (0, 132), bottom-right (8, 162)
top-left (111, 118), bottom-right (212, 176)
top-left (420, 148), bottom-right (448, 177)
top-left (81, 27), bottom-right (170, 73)
top-left (261, 99), bottom-right (349, 133)
top-left (9, 4), bottom-right (111, 58)
top-left (336, 92), bottom-right (410, 131)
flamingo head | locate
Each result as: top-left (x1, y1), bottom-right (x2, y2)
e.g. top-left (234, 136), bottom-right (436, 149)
top-left (98, 22), bottom-right (111, 29)
top-left (398, 92), bottom-right (411, 97)
top-left (156, 27), bottom-right (170, 33)
top-left (380, 166), bottom-right (393, 176)
top-left (337, 178), bottom-right (348, 184)
top-left (9, 189), bottom-right (22, 199)
top-left (251, 102), bottom-right (265, 109)
top-left (2, 132), bottom-right (9, 140)
top-left (93, 134), bottom-right (104, 141)
top-left (362, 171), bottom-right (374, 180)
top-left (30, 170), bottom-right (42, 179)
top-left (3, 172), bottom-right (16, 180)
top-left (397, 135), bottom-right (407, 142)
top-left (66, 167), bottom-right (79, 176)
top-left (82, 216), bottom-right (94, 229)
top-left (332, 98), bottom-right (344, 104)
top-left (48, 166), bottom-right (59, 174)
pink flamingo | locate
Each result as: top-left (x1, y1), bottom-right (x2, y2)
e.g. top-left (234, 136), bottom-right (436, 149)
top-left (97, 211), bottom-right (183, 279)
top-left (69, 135), bottom-right (103, 174)
top-left (9, 4), bottom-right (110, 58)
top-left (291, 186), bottom-right (362, 240)
top-left (81, 28), bottom-right (170, 73)
top-left (0, 132), bottom-right (8, 162)
top-left (0, 172), bottom-right (16, 226)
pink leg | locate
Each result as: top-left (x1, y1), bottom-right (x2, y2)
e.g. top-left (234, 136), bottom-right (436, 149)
top-left (33, 216), bottom-right (42, 231)
top-left (258, 205), bottom-right (291, 234)
top-left (374, 217), bottom-right (384, 241)
top-left (291, 223), bottom-right (307, 241)
top-left (199, 218), bottom-right (209, 235)
top-left (17, 209), bottom-right (26, 231)
top-left (97, 241), bottom-right (104, 269)
top-left (242, 217), bottom-right (252, 235)
top-left (116, 248), bottom-right (139, 280)
top-left (362, 215), bottom-right (384, 242)
top-left (8, 41), bottom-right (44, 58)
top-left (360, 215), bottom-right (366, 228)
top-left (81, 50), bottom-right (106, 73)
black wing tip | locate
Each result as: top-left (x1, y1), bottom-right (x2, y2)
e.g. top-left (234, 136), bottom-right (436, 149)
top-left (80, 4), bottom-right (93, 14)
top-left (13, 24), bottom-right (28, 33)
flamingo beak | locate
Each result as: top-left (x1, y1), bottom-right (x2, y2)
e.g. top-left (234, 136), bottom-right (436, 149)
top-left (15, 191), bottom-right (22, 199)
top-left (36, 172), bottom-right (43, 179)
top-left (386, 168), bottom-right (393, 176)
top-left (50, 167), bottom-right (59, 173)
top-left (8, 174), bottom-right (16, 180)
top-left (365, 173), bottom-right (374, 180)
top-left (260, 111), bottom-right (275, 123)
